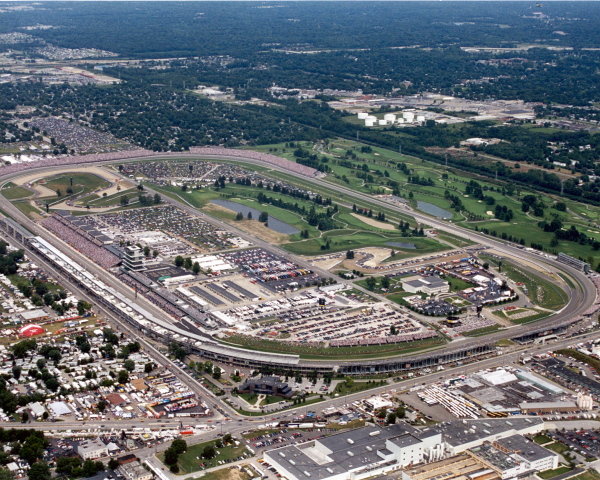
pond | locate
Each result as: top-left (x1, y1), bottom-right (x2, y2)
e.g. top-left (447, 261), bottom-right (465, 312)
top-left (385, 242), bottom-right (417, 249)
top-left (211, 199), bottom-right (299, 235)
top-left (417, 201), bottom-right (453, 219)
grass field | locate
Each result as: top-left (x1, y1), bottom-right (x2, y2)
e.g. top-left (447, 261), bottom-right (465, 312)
top-left (333, 379), bottom-right (386, 396)
top-left (12, 200), bottom-right (41, 218)
top-left (284, 231), bottom-right (447, 256)
top-left (41, 173), bottom-right (110, 198)
top-left (538, 466), bottom-right (573, 480)
top-left (160, 439), bottom-right (250, 474)
top-left (251, 138), bottom-right (600, 267)
top-left (221, 334), bottom-right (446, 360)
top-left (481, 254), bottom-right (568, 310)
top-left (572, 471), bottom-right (600, 480)
top-left (79, 187), bottom-right (138, 207)
top-left (0, 182), bottom-right (32, 200)
top-left (462, 325), bottom-right (502, 337)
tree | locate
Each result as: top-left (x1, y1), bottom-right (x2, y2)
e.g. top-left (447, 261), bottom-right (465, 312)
top-left (212, 368), bottom-right (221, 380)
top-left (258, 211), bottom-right (268, 223)
top-left (235, 212), bottom-right (244, 221)
top-left (97, 399), bottom-right (107, 412)
top-left (163, 447), bottom-right (179, 466)
top-left (0, 469), bottom-right (14, 480)
top-left (246, 211), bottom-right (253, 220)
top-left (346, 250), bottom-right (354, 259)
top-left (28, 463), bottom-right (50, 480)
top-left (117, 370), bottom-right (129, 384)
top-left (174, 256), bottom-right (184, 267)
top-left (123, 359), bottom-right (135, 372)
top-left (202, 445), bottom-right (216, 459)
top-left (184, 257), bottom-right (193, 270)
top-left (386, 412), bottom-right (397, 425)
top-left (77, 300), bottom-right (92, 316)
top-left (192, 262), bottom-right (200, 275)
top-left (171, 439), bottom-right (187, 455)
top-left (144, 362), bottom-right (154, 374)
top-left (108, 459), bottom-right (119, 470)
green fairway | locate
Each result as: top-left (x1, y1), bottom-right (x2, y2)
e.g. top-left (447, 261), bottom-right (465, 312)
top-left (251, 139), bottom-right (600, 267)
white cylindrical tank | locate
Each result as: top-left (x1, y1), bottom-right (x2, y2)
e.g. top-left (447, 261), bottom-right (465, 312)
top-left (366, 115), bottom-right (377, 121)
top-left (357, 112), bottom-right (368, 120)
top-left (417, 115), bottom-right (425, 123)
top-left (378, 119), bottom-right (387, 126)
top-left (383, 113), bottom-right (396, 122)
top-left (365, 119), bottom-right (375, 127)
top-left (403, 111), bottom-right (415, 122)
top-left (397, 118), bottom-right (405, 124)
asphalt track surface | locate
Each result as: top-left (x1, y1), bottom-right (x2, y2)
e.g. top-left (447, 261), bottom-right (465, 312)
top-left (0, 152), bottom-right (596, 370)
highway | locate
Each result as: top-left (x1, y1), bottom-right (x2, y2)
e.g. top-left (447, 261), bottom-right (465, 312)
top-left (0, 151), bottom-right (596, 373)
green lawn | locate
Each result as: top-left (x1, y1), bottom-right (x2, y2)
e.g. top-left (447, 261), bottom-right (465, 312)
top-left (443, 275), bottom-right (475, 292)
top-left (538, 466), bottom-right (573, 479)
top-left (571, 470), bottom-right (600, 480)
top-left (0, 183), bottom-right (32, 200)
top-left (221, 334), bottom-right (446, 360)
top-left (160, 439), bottom-right (250, 474)
top-left (462, 325), bottom-right (502, 337)
top-left (80, 187), bottom-right (138, 207)
top-left (533, 434), bottom-right (554, 445)
top-left (545, 441), bottom-right (571, 455)
top-left (12, 200), bottom-right (41, 218)
top-left (333, 380), bottom-right (386, 396)
top-left (284, 231), bottom-right (448, 256)
top-left (42, 173), bottom-right (110, 198)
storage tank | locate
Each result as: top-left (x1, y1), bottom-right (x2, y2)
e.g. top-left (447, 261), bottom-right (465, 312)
top-left (397, 118), bottom-right (405, 124)
top-left (383, 113), bottom-right (396, 123)
top-left (357, 112), bottom-right (368, 120)
top-left (378, 119), bottom-right (387, 126)
top-left (416, 115), bottom-right (426, 123)
top-left (366, 115), bottom-right (377, 122)
top-left (365, 119), bottom-right (375, 127)
top-left (402, 111), bottom-right (415, 122)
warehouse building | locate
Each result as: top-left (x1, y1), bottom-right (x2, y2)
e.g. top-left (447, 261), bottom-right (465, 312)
top-left (264, 423), bottom-right (443, 480)
top-left (402, 276), bottom-right (449, 295)
top-left (264, 419), bottom-right (547, 480)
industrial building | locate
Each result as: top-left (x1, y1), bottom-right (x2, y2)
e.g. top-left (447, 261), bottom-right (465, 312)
top-left (265, 419), bottom-right (548, 480)
top-left (264, 423), bottom-right (443, 480)
top-left (402, 276), bottom-right (450, 295)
